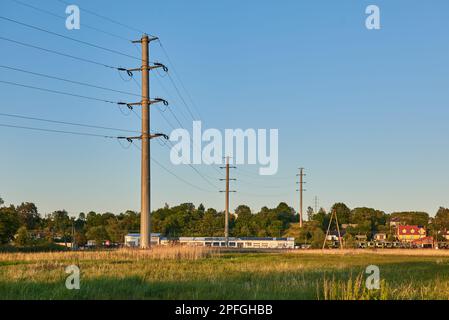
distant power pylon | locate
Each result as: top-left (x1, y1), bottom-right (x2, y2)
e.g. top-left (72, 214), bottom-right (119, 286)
top-left (220, 156), bottom-right (236, 247)
top-left (314, 196), bottom-right (319, 214)
top-left (296, 167), bottom-right (306, 228)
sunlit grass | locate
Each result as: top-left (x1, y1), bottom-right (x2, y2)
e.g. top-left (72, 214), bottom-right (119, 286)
top-left (1, 248), bottom-right (449, 300)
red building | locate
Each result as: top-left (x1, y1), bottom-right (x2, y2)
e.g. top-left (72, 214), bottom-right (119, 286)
top-left (396, 225), bottom-right (426, 242)
top-left (412, 236), bottom-right (434, 248)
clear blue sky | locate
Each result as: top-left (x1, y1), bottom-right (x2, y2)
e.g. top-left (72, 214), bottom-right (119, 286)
top-left (1, 0), bottom-right (448, 217)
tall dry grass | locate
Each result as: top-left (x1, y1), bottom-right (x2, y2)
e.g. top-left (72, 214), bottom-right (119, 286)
top-left (320, 273), bottom-right (389, 300)
top-left (0, 246), bottom-right (217, 262)
top-left (287, 249), bottom-right (449, 257)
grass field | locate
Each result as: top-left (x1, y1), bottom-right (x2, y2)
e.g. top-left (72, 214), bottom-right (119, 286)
top-left (1, 248), bottom-right (449, 300)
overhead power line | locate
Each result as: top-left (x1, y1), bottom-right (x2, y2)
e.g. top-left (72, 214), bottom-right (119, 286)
top-left (0, 36), bottom-right (117, 69)
top-left (131, 142), bottom-right (215, 193)
top-left (0, 65), bottom-right (140, 97)
top-left (236, 178), bottom-right (286, 189)
top-left (0, 15), bottom-right (140, 61)
top-left (165, 72), bottom-right (196, 121)
top-left (0, 80), bottom-right (118, 104)
top-left (157, 40), bottom-right (203, 120)
top-left (0, 123), bottom-right (118, 139)
top-left (54, 0), bottom-right (153, 37)
top-left (0, 112), bottom-right (140, 134)
top-left (8, 0), bottom-right (131, 42)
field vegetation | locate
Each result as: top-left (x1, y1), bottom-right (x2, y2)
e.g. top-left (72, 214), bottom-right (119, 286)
top-left (1, 248), bottom-right (449, 300)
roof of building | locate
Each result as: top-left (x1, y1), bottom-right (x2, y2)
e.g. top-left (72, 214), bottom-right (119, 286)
top-left (126, 233), bottom-right (161, 237)
top-left (412, 236), bottom-right (434, 244)
top-left (397, 225), bottom-right (425, 235)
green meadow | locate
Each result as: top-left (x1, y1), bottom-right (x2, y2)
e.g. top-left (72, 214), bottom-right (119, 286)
top-left (1, 248), bottom-right (449, 300)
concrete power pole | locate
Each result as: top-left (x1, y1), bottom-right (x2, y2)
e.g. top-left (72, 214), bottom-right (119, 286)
top-left (296, 168), bottom-right (306, 228)
top-left (124, 34), bottom-right (168, 249)
top-left (140, 35), bottom-right (151, 249)
top-left (220, 156), bottom-right (236, 247)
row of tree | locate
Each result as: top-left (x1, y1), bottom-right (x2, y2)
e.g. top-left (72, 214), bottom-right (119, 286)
top-left (1, 196), bottom-right (449, 248)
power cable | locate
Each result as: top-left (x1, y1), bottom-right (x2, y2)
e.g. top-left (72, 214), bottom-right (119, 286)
top-left (0, 80), bottom-right (118, 104)
top-left (0, 122), bottom-right (118, 138)
top-left (8, 0), bottom-right (132, 42)
top-left (0, 65), bottom-right (140, 97)
top-left (0, 36), bottom-right (117, 69)
top-left (131, 142), bottom-right (216, 193)
top-left (54, 0), bottom-right (154, 37)
top-left (0, 15), bottom-right (140, 61)
top-left (0, 112), bottom-right (140, 134)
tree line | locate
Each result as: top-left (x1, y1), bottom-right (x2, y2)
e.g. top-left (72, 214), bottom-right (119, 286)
top-left (1, 196), bottom-right (449, 249)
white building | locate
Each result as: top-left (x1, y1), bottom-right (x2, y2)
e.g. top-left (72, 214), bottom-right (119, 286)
top-left (124, 233), bottom-right (162, 247)
top-left (179, 237), bottom-right (295, 249)
top-left (124, 234), bottom-right (295, 249)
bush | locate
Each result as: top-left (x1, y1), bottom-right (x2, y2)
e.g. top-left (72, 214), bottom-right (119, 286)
top-left (0, 242), bottom-right (69, 253)
top-left (15, 226), bottom-right (32, 246)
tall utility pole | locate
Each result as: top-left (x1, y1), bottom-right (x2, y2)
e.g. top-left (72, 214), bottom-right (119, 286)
top-left (140, 34), bottom-right (151, 249)
top-left (220, 156), bottom-right (236, 247)
top-left (123, 34), bottom-right (168, 249)
top-left (296, 168), bottom-right (306, 228)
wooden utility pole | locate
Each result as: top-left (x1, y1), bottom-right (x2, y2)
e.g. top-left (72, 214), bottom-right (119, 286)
top-left (296, 168), bottom-right (305, 228)
top-left (220, 156), bottom-right (236, 247)
top-left (323, 209), bottom-right (343, 250)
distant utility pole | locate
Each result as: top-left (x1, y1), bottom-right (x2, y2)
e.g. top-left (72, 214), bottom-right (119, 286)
top-left (220, 156), bottom-right (236, 247)
top-left (119, 34), bottom-right (169, 249)
top-left (314, 196), bottom-right (319, 214)
top-left (71, 220), bottom-right (75, 251)
top-left (296, 168), bottom-right (306, 228)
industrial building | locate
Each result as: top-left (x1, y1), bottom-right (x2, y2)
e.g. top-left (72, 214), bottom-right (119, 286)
top-left (179, 237), bottom-right (295, 249)
top-left (124, 234), bottom-right (295, 249)
top-left (124, 233), bottom-right (164, 247)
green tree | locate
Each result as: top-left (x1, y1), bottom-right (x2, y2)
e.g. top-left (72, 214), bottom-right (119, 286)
top-left (310, 228), bottom-right (325, 248)
top-left (0, 206), bottom-right (20, 244)
top-left (15, 226), bottom-right (32, 246)
top-left (350, 207), bottom-right (387, 239)
top-left (312, 208), bottom-right (328, 230)
top-left (331, 203), bottom-right (351, 225)
top-left (52, 210), bottom-right (71, 245)
top-left (86, 226), bottom-right (109, 245)
top-left (434, 207), bottom-right (449, 232)
top-left (16, 202), bottom-right (40, 230)
top-left (343, 233), bottom-right (357, 248)
top-left (390, 212), bottom-right (429, 226)
top-left (233, 205), bottom-right (254, 237)
top-left (105, 217), bottom-right (127, 243)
